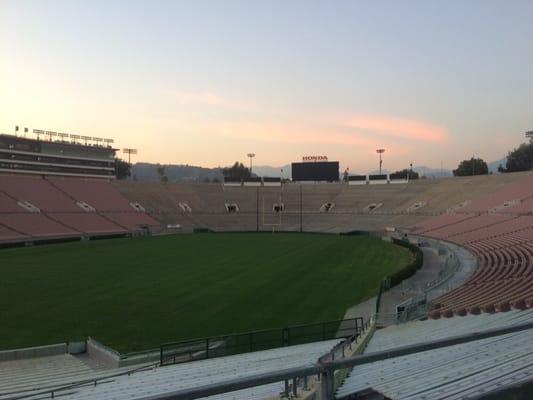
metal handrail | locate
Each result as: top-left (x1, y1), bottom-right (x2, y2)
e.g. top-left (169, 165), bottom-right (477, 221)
top-left (142, 320), bottom-right (533, 400)
top-left (159, 318), bottom-right (363, 366)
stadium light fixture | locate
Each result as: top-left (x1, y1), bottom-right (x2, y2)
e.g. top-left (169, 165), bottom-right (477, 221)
top-left (33, 129), bottom-right (44, 140)
top-left (46, 131), bottom-right (57, 141)
top-left (376, 149), bottom-right (385, 175)
top-left (247, 153), bottom-right (256, 175)
top-left (123, 148), bottom-right (138, 165)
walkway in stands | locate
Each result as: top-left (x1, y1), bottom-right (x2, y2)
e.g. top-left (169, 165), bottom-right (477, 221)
top-left (344, 236), bottom-right (475, 325)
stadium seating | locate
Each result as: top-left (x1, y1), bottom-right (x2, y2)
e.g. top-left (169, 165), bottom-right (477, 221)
top-left (0, 224), bottom-right (27, 242)
top-left (0, 213), bottom-right (79, 238)
top-left (49, 178), bottom-right (137, 212)
top-left (112, 172), bottom-right (533, 233)
top-left (0, 175), bottom-right (159, 243)
top-left (25, 340), bottom-right (341, 400)
top-left (0, 354), bottom-right (151, 399)
top-left (49, 213), bottom-right (127, 235)
top-left (410, 174), bottom-right (533, 316)
top-left (336, 309), bottom-right (533, 399)
top-left (0, 175), bottom-right (80, 212)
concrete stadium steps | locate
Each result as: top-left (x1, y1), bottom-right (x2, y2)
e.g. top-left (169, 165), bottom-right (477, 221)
top-left (0, 175), bottom-right (81, 213)
top-left (46, 340), bottom-right (341, 400)
top-left (336, 310), bottom-right (533, 400)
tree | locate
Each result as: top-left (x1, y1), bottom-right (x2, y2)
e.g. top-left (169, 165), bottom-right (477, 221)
top-left (390, 169), bottom-right (419, 180)
top-left (222, 162), bottom-right (251, 181)
top-left (115, 158), bottom-right (131, 180)
top-left (453, 158), bottom-right (489, 176)
top-left (157, 165), bottom-right (168, 183)
top-left (502, 143), bottom-right (533, 173)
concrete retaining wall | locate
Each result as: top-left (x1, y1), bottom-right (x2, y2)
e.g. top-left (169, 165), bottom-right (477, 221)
top-left (0, 343), bottom-right (67, 362)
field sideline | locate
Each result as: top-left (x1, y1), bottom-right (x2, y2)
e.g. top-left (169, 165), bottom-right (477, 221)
top-left (0, 233), bottom-right (411, 353)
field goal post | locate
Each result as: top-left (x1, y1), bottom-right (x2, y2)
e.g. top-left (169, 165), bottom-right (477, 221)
top-left (262, 194), bottom-right (282, 233)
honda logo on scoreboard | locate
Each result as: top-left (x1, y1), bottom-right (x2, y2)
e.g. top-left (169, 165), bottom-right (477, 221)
top-left (302, 155), bottom-right (328, 162)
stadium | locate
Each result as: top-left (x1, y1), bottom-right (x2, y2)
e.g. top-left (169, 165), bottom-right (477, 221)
top-left (3, 2), bottom-right (533, 399)
top-left (1, 127), bottom-right (533, 400)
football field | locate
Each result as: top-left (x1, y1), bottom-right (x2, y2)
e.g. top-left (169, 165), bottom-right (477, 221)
top-left (0, 233), bottom-right (411, 352)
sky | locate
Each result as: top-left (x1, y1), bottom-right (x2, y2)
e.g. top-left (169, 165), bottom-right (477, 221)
top-left (1, 0), bottom-right (532, 173)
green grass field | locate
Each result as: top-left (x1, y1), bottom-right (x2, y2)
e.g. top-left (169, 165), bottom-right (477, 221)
top-left (0, 233), bottom-right (411, 353)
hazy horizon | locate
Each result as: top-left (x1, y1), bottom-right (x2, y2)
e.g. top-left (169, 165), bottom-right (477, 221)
top-left (1, 0), bottom-right (532, 173)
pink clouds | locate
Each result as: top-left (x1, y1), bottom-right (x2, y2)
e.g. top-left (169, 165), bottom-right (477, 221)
top-left (337, 113), bottom-right (449, 143)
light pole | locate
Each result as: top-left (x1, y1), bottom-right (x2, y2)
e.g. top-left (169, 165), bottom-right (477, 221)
top-left (376, 149), bottom-right (385, 175)
top-left (123, 148), bottom-right (138, 168)
top-left (247, 153), bottom-right (255, 175)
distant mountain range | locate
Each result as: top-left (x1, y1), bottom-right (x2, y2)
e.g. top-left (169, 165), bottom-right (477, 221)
top-left (131, 163), bottom-right (223, 182)
top-left (130, 158), bottom-right (508, 182)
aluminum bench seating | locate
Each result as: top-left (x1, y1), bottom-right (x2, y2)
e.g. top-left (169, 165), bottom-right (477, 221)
top-left (336, 310), bottom-right (533, 399)
top-left (51, 340), bottom-right (341, 400)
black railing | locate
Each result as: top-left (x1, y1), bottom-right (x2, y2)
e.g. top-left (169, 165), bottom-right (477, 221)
top-left (160, 317), bottom-right (364, 366)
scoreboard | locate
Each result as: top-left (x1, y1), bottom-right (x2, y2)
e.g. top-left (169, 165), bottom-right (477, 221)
top-left (291, 161), bottom-right (339, 182)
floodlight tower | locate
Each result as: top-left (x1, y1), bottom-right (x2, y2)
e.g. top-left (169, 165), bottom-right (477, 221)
top-left (247, 153), bottom-right (256, 175)
top-left (526, 131), bottom-right (533, 144)
top-left (123, 148), bottom-right (138, 166)
top-left (376, 149), bottom-right (385, 175)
